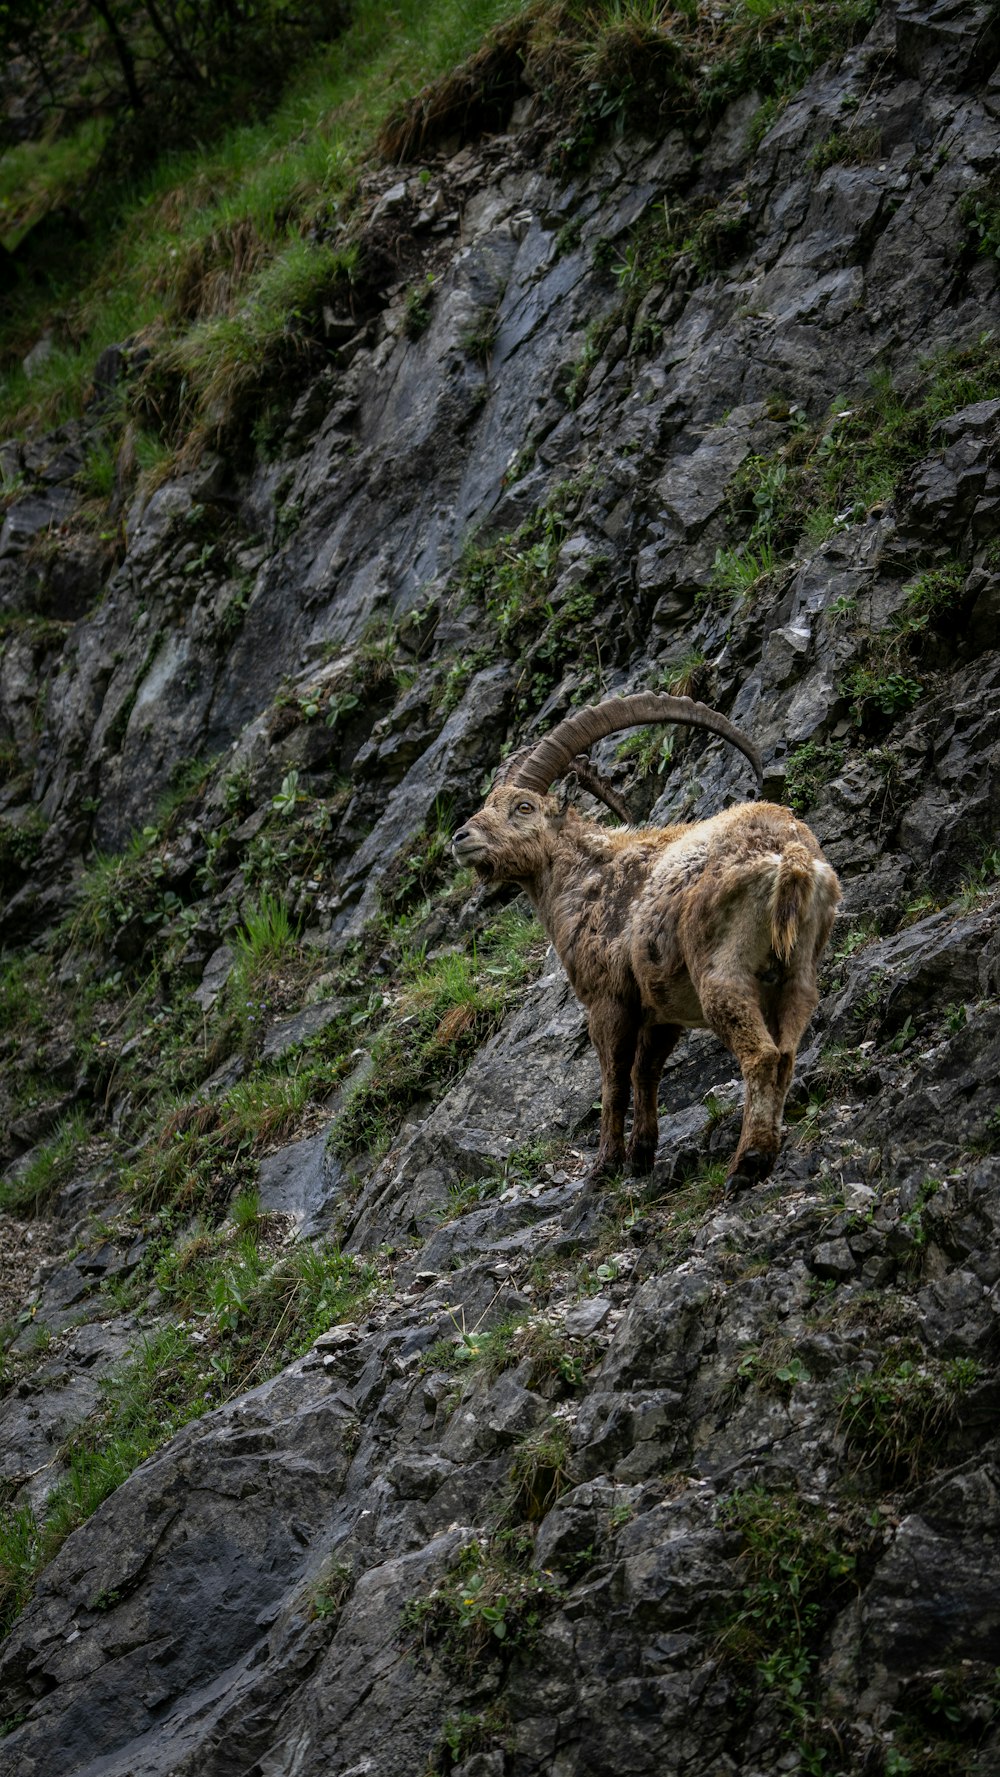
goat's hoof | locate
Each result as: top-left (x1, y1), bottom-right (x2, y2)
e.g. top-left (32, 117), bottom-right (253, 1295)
top-left (626, 1141), bottom-right (656, 1176)
top-left (725, 1148), bottom-right (775, 1195)
top-left (588, 1154), bottom-right (624, 1186)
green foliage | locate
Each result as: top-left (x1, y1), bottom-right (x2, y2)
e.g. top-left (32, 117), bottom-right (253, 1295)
top-left (401, 1535), bottom-right (561, 1677)
top-left (658, 647), bottom-right (706, 698)
top-left (783, 740), bottom-right (846, 813)
top-left (838, 1353), bottom-right (979, 1483)
top-left (710, 341), bottom-right (1000, 596)
top-left (0, 1324), bottom-right (207, 1634)
top-left (234, 891), bottom-right (299, 971)
top-left (404, 275), bottom-right (436, 339)
top-left (0, 0), bottom-right (536, 442)
top-left (615, 724), bottom-right (675, 776)
top-left (434, 1707), bottom-right (508, 1772)
top-left (504, 1420), bottom-right (572, 1523)
top-left (378, 798), bottom-right (455, 916)
top-left (961, 179), bottom-right (1000, 260)
top-left (460, 493), bottom-right (603, 712)
top-left (718, 1487), bottom-right (871, 1765)
top-left (309, 1558), bottom-right (355, 1623)
top-left (843, 664), bottom-right (923, 729)
top-left (728, 1340), bottom-right (811, 1403)
top-left (958, 842), bottom-right (1000, 911)
top-left (709, 539), bottom-right (778, 599)
top-left (460, 306), bottom-right (501, 364)
top-left (76, 438), bottom-right (118, 501)
top-left (0, 810), bottom-right (47, 894)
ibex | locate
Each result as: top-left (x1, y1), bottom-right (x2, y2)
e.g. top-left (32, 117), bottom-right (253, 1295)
top-left (453, 694), bottom-right (841, 1193)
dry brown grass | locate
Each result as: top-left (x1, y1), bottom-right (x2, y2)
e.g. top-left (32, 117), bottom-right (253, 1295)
top-left (151, 219), bottom-right (271, 323)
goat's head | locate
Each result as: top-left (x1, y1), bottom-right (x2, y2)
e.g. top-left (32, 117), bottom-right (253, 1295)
top-left (453, 692), bottom-right (763, 882)
top-left (452, 784), bottom-right (562, 883)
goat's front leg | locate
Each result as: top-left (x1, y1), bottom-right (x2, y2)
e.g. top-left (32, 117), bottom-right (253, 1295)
top-left (588, 999), bottom-right (639, 1181)
top-left (627, 1020), bottom-right (683, 1174)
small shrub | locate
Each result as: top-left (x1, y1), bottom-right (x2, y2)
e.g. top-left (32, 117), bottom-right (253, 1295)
top-left (401, 1535), bottom-right (560, 1678)
top-left (809, 123), bottom-right (882, 172)
top-left (717, 1486), bottom-right (873, 1765)
top-left (709, 540), bottom-right (778, 598)
top-left (843, 665), bottom-right (923, 729)
top-left (404, 276), bottom-right (435, 338)
top-left (504, 1420), bottom-right (572, 1524)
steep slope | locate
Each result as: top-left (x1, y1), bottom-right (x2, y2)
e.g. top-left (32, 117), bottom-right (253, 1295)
top-left (1, 3), bottom-right (1000, 1773)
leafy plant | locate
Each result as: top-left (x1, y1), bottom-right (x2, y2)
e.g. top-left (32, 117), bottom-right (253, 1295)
top-left (0, 1109), bottom-right (90, 1216)
top-left (401, 1535), bottom-right (560, 1677)
top-left (709, 539), bottom-right (778, 599)
top-left (235, 891), bottom-right (299, 970)
top-left (404, 275), bottom-right (436, 338)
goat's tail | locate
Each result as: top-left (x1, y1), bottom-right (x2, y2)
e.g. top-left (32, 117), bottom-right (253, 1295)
top-left (770, 843), bottom-right (818, 963)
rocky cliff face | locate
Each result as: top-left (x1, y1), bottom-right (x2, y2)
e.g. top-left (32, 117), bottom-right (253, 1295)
top-left (2, 3), bottom-right (1000, 1773)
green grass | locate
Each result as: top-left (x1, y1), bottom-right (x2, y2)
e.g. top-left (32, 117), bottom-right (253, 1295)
top-left (0, 1235), bottom-right (374, 1633)
top-left (1, 0), bottom-right (879, 452)
top-left (0, 116), bottom-right (111, 251)
top-left (837, 1354), bottom-right (979, 1483)
top-left (1, 0), bottom-right (534, 442)
top-left (0, 1110), bottom-right (91, 1216)
top-left (331, 905), bottom-right (546, 1159)
top-left (235, 891), bottom-right (299, 970)
top-left (717, 1486), bottom-right (872, 1767)
top-left (709, 539), bottom-right (778, 599)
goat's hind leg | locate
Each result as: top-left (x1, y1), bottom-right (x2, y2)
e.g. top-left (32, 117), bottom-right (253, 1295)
top-left (699, 977), bottom-right (784, 1191)
top-left (627, 1021), bottom-right (682, 1174)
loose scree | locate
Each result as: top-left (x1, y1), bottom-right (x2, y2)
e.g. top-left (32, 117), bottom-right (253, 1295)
top-left (453, 695), bottom-right (842, 1191)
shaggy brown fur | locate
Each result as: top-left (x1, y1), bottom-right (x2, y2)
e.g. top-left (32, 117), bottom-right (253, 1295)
top-left (453, 786), bottom-right (841, 1189)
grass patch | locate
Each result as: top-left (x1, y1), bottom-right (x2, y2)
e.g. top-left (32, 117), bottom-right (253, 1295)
top-left (0, 1238), bottom-right (374, 1634)
top-left (401, 1532), bottom-right (561, 1678)
top-left (3, 0), bottom-right (878, 458)
top-left (783, 740), bottom-right (846, 813)
top-left (331, 905), bottom-right (546, 1159)
top-left (0, 1109), bottom-right (90, 1217)
top-left (837, 1353), bottom-right (979, 1484)
top-left (717, 1486), bottom-right (875, 1769)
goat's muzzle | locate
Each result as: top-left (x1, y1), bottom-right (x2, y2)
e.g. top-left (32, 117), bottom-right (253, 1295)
top-left (452, 825), bottom-right (491, 867)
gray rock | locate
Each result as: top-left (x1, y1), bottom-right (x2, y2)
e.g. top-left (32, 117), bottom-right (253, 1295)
top-left (256, 1129), bottom-right (345, 1236)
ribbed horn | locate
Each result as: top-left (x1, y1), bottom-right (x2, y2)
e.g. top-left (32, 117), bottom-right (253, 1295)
top-left (509, 694), bottom-right (763, 796)
top-left (566, 755), bottom-right (632, 823)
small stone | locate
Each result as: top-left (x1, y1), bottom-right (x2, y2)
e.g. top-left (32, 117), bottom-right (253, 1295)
top-left (810, 1239), bottom-right (856, 1281)
top-left (564, 1296), bottom-right (613, 1338)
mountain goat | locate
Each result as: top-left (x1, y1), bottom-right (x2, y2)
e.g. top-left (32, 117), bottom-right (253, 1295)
top-left (453, 694), bottom-right (841, 1192)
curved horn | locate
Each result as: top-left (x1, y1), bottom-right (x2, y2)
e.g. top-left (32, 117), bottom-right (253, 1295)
top-left (509, 694), bottom-right (763, 796)
top-left (567, 755), bottom-right (632, 823)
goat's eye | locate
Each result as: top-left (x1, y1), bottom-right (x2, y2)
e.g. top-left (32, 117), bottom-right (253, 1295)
top-left (514, 800), bottom-right (533, 815)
